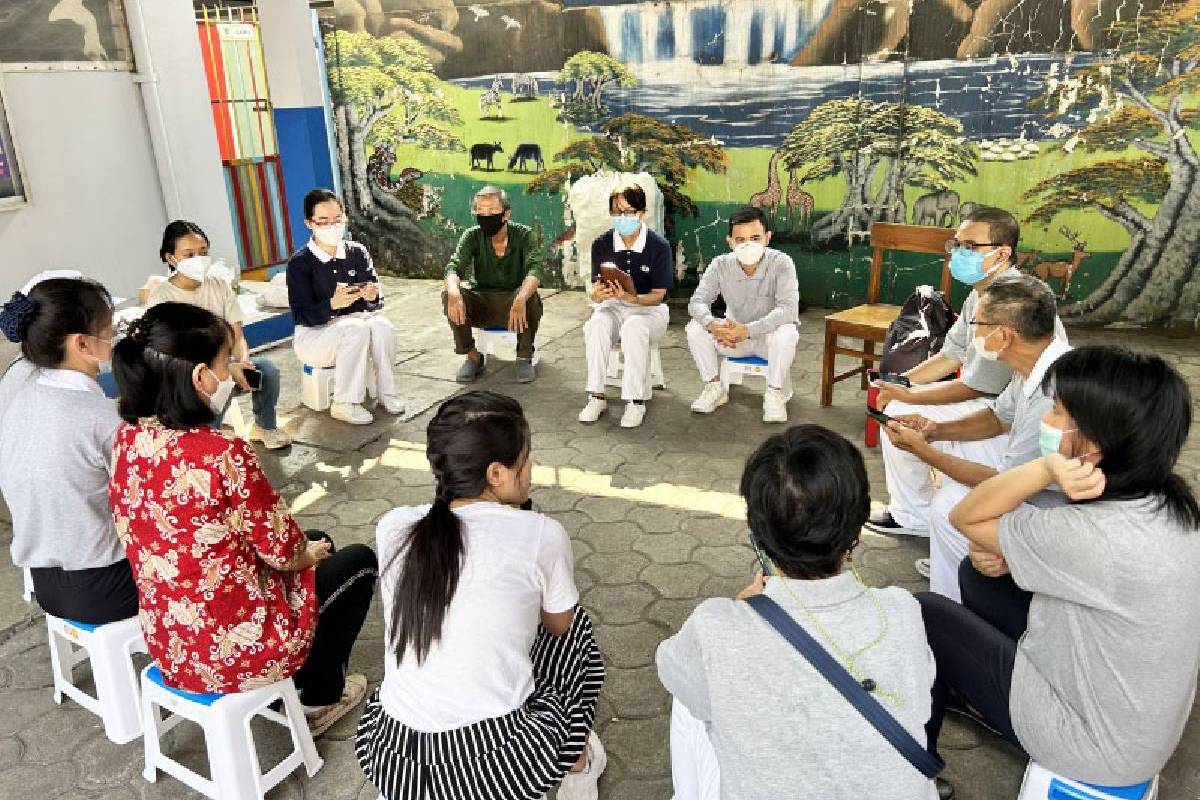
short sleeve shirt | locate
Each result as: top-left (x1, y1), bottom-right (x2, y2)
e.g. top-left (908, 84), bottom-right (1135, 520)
top-left (376, 502), bottom-right (578, 732)
top-left (993, 338), bottom-right (1071, 473)
top-left (147, 276), bottom-right (244, 325)
top-left (590, 226), bottom-right (674, 296)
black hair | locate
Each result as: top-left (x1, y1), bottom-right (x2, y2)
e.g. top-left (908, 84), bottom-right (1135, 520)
top-left (111, 302), bottom-right (233, 429)
top-left (2, 278), bottom-right (113, 368)
top-left (739, 424), bottom-right (870, 579)
top-left (609, 184), bottom-right (647, 213)
top-left (981, 274), bottom-right (1057, 341)
top-left (728, 206), bottom-right (770, 234)
top-left (1042, 345), bottom-right (1199, 529)
top-left (304, 188), bottom-right (343, 220)
top-left (159, 220), bottom-right (209, 264)
top-left (963, 205), bottom-right (1019, 251)
top-left (387, 391), bottom-right (531, 665)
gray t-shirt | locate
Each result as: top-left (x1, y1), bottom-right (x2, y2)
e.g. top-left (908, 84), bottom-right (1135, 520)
top-left (1000, 499), bottom-right (1200, 784)
top-left (657, 574), bottom-right (938, 800)
top-left (0, 358), bottom-right (125, 570)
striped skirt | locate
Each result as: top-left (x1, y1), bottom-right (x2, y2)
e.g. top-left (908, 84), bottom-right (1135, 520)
top-left (356, 608), bottom-right (605, 800)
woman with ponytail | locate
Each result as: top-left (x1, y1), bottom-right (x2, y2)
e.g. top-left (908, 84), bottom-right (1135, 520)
top-left (109, 302), bottom-right (377, 736)
top-left (926, 345), bottom-right (1200, 790)
top-left (0, 271), bottom-right (137, 624)
top-left (357, 391), bottom-right (606, 800)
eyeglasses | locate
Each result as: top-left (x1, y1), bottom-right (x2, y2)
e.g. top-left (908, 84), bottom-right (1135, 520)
top-left (312, 217), bottom-right (345, 226)
top-left (968, 318), bottom-right (1002, 327)
top-left (612, 210), bottom-right (640, 218)
top-left (945, 239), bottom-right (1002, 253)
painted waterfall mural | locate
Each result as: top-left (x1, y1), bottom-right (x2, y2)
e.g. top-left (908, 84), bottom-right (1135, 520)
top-left (324, 0), bottom-right (1200, 328)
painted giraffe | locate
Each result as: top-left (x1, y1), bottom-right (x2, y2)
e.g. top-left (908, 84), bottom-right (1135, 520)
top-left (749, 150), bottom-right (783, 225)
top-left (784, 169), bottom-right (814, 232)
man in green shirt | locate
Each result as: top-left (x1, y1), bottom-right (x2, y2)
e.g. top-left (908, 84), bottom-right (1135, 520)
top-left (444, 186), bottom-right (544, 383)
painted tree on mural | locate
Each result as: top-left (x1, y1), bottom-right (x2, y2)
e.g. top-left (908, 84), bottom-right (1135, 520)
top-left (526, 113), bottom-right (727, 232)
top-left (324, 29), bottom-right (454, 273)
top-left (1023, 0), bottom-right (1200, 327)
top-left (780, 99), bottom-right (975, 243)
top-left (556, 51), bottom-right (637, 119)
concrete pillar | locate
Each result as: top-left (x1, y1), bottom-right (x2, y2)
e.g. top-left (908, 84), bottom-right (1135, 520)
top-left (257, 0), bottom-right (338, 250)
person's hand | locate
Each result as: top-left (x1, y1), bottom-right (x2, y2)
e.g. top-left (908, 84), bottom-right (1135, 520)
top-left (969, 545), bottom-right (1009, 578)
top-left (592, 279), bottom-right (616, 302)
top-left (874, 381), bottom-right (913, 409)
top-left (1044, 453), bottom-right (1106, 500)
top-left (306, 538), bottom-right (332, 566)
top-left (884, 419), bottom-right (931, 455)
top-left (231, 362), bottom-right (254, 392)
top-left (893, 414), bottom-right (938, 440)
top-left (359, 282), bottom-right (380, 302)
top-left (723, 322), bottom-right (749, 345)
top-left (508, 295), bottom-right (528, 334)
top-left (331, 283), bottom-right (359, 310)
top-left (446, 290), bottom-right (467, 325)
top-left (614, 283), bottom-right (638, 305)
top-left (735, 570), bottom-right (768, 600)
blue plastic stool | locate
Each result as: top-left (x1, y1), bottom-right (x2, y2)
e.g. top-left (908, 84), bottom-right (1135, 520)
top-left (1018, 762), bottom-right (1157, 800)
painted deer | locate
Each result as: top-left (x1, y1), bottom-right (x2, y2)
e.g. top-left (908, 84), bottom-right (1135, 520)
top-left (1033, 226), bottom-right (1090, 299)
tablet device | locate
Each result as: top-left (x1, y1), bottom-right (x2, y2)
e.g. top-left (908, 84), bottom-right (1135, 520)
top-left (597, 265), bottom-right (637, 296)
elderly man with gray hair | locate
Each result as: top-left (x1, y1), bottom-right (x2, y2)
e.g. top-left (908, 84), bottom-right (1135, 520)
top-left (882, 274), bottom-right (1070, 602)
top-left (444, 186), bottom-right (544, 383)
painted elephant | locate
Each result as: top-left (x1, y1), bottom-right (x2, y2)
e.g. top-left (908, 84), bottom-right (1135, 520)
top-left (913, 190), bottom-right (961, 228)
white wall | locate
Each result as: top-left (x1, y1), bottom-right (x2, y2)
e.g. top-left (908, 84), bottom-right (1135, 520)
top-left (0, 70), bottom-right (166, 300)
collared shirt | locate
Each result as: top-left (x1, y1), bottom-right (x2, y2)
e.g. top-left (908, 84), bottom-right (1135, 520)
top-left (444, 223), bottom-right (543, 293)
top-left (590, 226), bottom-right (673, 296)
top-left (688, 249), bottom-right (800, 337)
top-left (37, 366), bottom-right (104, 395)
top-left (307, 237), bottom-right (347, 262)
top-left (939, 267), bottom-right (1068, 394)
top-left (612, 223), bottom-right (648, 254)
top-left (286, 238), bottom-right (383, 327)
top-left (994, 337), bottom-right (1072, 474)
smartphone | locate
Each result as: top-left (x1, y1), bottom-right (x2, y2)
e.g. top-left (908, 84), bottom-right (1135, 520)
top-left (242, 367), bottom-right (262, 391)
top-left (868, 369), bottom-right (911, 387)
top-left (865, 404), bottom-right (892, 426)
top-left (749, 533), bottom-right (775, 577)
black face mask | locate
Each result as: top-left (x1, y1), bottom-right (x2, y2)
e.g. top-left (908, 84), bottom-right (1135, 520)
top-left (476, 213), bottom-right (506, 238)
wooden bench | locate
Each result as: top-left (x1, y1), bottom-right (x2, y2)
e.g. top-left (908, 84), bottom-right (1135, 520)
top-left (819, 222), bottom-right (954, 406)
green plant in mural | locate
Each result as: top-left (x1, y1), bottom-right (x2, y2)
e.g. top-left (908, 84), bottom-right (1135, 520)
top-left (526, 113), bottom-right (727, 232)
top-left (780, 99), bottom-right (975, 244)
top-left (1024, 0), bottom-right (1200, 327)
top-left (555, 51), bottom-right (637, 121)
top-left (324, 29), bottom-right (453, 273)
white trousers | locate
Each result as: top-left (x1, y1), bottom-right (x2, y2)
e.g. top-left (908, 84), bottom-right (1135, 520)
top-left (684, 319), bottom-right (799, 391)
top-left (880, 392), bottom-right (1005, 532)
top-left (928, 479), bottom-right (972, 602)
top-left (584, 302), bottom-right (669, 401)
top-left (669, 699), bottom-right (721, 800)
top-left (294, 312), bottom-right (397, 405)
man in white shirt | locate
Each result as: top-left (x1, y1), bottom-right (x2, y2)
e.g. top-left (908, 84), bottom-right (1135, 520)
top-left (882, 274), bottom-right (1069, 600)
top-left (686, 206), bottom-right (800, 423)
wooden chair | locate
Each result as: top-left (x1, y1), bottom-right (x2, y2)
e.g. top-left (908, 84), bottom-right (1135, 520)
top-left (819, 222), bottom-right (954, 406)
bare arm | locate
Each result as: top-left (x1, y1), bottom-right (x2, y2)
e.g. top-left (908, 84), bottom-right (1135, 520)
top-left (948, 458), bottom-right (1056, 554)
top-left (232, 322), bottom-right (251, 364)
top-left (906, 353), bottom-right (962, 385)
top-left (933, 408), bottom-right (1008, 442)
top-left (514, 273), bottom-right (540, 301)
top-left (541, 607), bottom-right (575, 636)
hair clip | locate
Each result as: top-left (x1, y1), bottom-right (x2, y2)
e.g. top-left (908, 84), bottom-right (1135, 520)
top-left (0, 291), bottom-right (38, 343)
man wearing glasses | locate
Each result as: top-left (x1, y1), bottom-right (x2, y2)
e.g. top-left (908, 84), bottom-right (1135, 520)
top-left (882, 274), bottom-right (1070, 600)
top-left (578, 184), bottom-right (674, 428)
top-left (865, 207), bottom-right (1066, 546)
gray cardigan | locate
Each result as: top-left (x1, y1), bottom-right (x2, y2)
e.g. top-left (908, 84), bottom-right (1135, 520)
top-left (0, 359), bottom-right (125, 570)
top-left (657, 573), bottom-right (938, 800)
top-left (688, 249), bottom-right (800, 338)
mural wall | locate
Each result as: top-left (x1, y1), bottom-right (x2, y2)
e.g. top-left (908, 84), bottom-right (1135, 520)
top-left (322, 0), bottom-right (1200, 328)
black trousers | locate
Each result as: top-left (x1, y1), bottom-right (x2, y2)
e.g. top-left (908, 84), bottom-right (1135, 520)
top-left (918, 558), bottom-right (1033, 755)
top-left (291, 531), bottom-right (378, 707)
top-left (31, 559), bottom-right (140, 625)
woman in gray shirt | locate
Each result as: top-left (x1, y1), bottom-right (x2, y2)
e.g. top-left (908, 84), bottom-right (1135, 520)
top-left (657, 425), bottom-right (939, 800)
top-left (929, 345), bottom-right (1200, 789)
top-left (0, 272), bottom-right (136, 624)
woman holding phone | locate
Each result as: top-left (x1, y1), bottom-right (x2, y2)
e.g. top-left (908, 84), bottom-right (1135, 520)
top-left (148, 220), bottom-right (291, 449)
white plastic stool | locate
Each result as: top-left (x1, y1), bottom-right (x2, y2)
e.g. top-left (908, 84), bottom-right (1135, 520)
top-left (719, 355), bottom-right (793, 398)
top-left (140, 664), bottom-right (323, 800)
top-left (46, 614), bottom-right (147, 744)
top-left (605, 342), bottom-right (666, 392)
top-left (1017, 761), bottom-right (1157, 800)
top-left (224, 397), bottom-right (251, 439)
top-left (475, 326), bottom-right (540, 365)
top-left (300, 363), bottom-right (376, 412)
top-left (22, 566), bottom-right (33, 602)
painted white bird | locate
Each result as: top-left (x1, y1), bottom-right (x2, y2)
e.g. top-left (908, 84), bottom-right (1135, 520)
top-left (467, 5), bottom-right (489, 21)
top-left (501, 15), bottom-right (521, 29)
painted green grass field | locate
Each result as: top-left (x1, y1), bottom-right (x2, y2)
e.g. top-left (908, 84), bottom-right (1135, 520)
top-left (390, 81), bottom-right (1195, 305)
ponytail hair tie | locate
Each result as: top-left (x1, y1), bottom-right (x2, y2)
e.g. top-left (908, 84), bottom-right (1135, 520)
top-left (0, 292), bottom-right (38, 343)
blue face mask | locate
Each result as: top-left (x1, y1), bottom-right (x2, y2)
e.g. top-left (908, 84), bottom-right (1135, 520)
top-left (612, 215), bottom-right (641, 237)
top-left (1038, 422), bottom-right (1075, 458)
top-left (950, 247), bottom-right (1002, 285)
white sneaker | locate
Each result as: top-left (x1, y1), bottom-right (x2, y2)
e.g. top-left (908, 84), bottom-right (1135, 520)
top-left (578, 396), bottom-right (607, 423)
top-left (330, 402), bottom-right (373, 425)
top-left (620, 401), bottom-right (646, 428)
top-left (763, 386), bottom-right (788, 423)
top-left (557, 732), bottom-right (606, 800)
top-left (690, 381), bottom-right (728, 413)
top-left (379, 394), bottom-right (405, 415)
top-left (248, 424), bottom-right (292, 450)
top-left (915, 558), bottom-right (932, 578)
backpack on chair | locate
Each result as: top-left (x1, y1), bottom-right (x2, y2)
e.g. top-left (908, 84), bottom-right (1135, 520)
top-left (879, 286), bottom-right (954, 375)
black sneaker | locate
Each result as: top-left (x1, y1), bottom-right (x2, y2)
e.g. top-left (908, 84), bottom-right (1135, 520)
top-left (864, 509), bottom-right (915, 535)
top-left (455, 354), bottom-right (486, 383)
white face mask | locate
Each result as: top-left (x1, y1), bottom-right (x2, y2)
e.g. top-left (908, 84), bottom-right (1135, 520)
top-left (174, 255), bottom-right (211, 282)
top-left (972, 328), bottom-right (1003, 361)
top-left (196, 365), bottom-right (236, 415)
top-left (313, 222), bottom-right (346, 247)
top-left (734, 241), bottom-right (765, 266)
